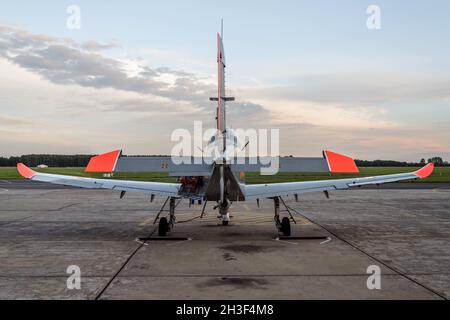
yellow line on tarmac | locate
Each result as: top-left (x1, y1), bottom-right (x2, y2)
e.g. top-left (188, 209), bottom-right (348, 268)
top-left (432, 188), bottom-right (450, 193)
top-left (139, 217), bottom-right (154, 226)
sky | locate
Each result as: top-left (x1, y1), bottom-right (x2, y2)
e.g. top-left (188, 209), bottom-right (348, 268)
top-left (0, 0), bottom-right (449, 161)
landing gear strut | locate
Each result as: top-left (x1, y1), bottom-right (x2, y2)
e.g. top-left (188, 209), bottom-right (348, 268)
top-left (274, 197), bottom-right (291, 236)
top-left (157, 197), bottom-right (176, 236)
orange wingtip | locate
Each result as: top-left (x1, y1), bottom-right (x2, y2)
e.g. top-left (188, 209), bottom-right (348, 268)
top-left (17, 163), bottom-right (37, 179)
top-left (85, 150), bottom-right (121, 173)
top-left (324, 150), bottom-right (359, 174)
top-left (415, 163), bottom-right (434, 179)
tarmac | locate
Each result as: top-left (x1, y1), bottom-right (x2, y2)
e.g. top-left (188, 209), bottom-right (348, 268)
top-left (0, 180), bottom-right (449, 300)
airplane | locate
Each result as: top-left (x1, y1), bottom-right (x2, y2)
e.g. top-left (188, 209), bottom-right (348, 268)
top-left (17, 29), bottom-right (435, 237)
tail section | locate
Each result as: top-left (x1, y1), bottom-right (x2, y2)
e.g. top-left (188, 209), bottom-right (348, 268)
top-left (210, 31), bottom-right (234, 133)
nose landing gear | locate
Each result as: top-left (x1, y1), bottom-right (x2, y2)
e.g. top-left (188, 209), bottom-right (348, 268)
top-left (221, 212), bottom-right (230, 226)
top-left (213, 198), bottom-right (231, 226)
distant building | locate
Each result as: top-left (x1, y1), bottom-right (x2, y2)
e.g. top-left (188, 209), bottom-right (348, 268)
top-left (37, 164), bottom-right (48, 168)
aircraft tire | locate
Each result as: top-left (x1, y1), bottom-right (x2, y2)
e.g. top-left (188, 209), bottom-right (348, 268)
top-left (281, 217), bottom-right (291, 236)
top-left (159, 217), bottom-right (169, 236)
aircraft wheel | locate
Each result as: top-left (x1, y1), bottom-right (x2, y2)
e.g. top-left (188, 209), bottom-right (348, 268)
top-left (158, 217), bottom-right (169, 236)
top-left (222, 221), bottom-right (229, 226)
top-left (281, 217), bottom-right (291, 236)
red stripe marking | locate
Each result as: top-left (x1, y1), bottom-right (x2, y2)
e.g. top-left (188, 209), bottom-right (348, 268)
top-left (414, 163), bottom-right (434, 178)
top-left (217, 32), bottom-right (221, 132)
top-left (85, 150), bottom-right (121, 173)
top-left (324, 150), bottom-right (359, 173)
top-left (17, 163), bottom-right (37, 179)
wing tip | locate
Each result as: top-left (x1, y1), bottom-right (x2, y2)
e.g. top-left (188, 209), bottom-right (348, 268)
top-left (415, 163), bottom-right (434, 179)
top-left (17, 163), bottom-right (37, 179)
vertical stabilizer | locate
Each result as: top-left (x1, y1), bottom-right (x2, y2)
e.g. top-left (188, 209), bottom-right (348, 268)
top-left (217, 33), bottom-right (226, 132)
top-left (210, 30), bottom-right (234, 133)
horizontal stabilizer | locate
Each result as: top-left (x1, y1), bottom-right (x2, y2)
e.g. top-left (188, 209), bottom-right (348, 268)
top-left (209, 97), bottom-right (235, 102)
top-left (85, 150), bottom-right (360, 175)
top-left (114, 155), bottom-right (329, 174)
top-left (230, 157), bottom-right (329, 173)
top-left (115, 156), bottom-right (213, 176)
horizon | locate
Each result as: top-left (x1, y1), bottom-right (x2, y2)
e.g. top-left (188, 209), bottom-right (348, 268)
top-left (1, 152), bottom-right (446, 164)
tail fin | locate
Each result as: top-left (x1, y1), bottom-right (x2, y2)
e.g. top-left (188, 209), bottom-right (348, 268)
top-left (210, 30), bottom-right (234, 133)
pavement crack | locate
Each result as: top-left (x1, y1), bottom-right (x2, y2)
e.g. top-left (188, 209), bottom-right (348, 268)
top-left (94, 227), bottom-right (157, 300)
top-left (292, 208), bottom-right (448, 300)
top-left (51, 203), bottom-right (80, 211)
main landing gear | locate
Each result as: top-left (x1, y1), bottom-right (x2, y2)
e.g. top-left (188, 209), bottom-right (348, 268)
top-left (155, 197), bottom-right (177, 236)
top-left (273, 197), bottom-right (296, 236)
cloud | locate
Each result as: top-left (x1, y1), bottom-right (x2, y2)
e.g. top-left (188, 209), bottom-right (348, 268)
top-left (81, 40), bottom-right (119, 52)
top-left (0, 27), bottom-right (270, 120)
top-left (0, 25), bottom-right (406, 132)
top-left (0, 25), bottom-right (217, 111)
top-left (244, 73), bottom-right (450, 106)
top-left (0, 25), bottom-right (449, 161)
top-left (0, 113), bottom-right (35, 126)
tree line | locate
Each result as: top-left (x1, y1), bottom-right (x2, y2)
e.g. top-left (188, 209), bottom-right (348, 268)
top-left (0, 154), bottom-right (448, 167)
top-left (355, 157), bottom-right (448, 167)
top-left (0, 155), bottom-right (94, 167)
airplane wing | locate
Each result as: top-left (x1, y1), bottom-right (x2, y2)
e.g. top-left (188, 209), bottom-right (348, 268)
top-left (242, 163), bottom-right (434, 199)
top-left (17, 163), bottom-right (180, 197)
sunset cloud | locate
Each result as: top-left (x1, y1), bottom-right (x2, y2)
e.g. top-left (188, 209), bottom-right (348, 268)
top-left (0, 24), bottom-right (449, 161)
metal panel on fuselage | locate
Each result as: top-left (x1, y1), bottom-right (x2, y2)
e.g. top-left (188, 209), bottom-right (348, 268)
top-left (204, 165), bottom-right (245, 201)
